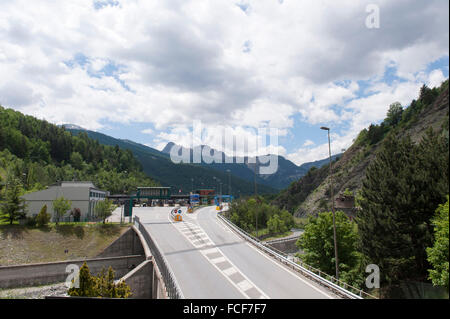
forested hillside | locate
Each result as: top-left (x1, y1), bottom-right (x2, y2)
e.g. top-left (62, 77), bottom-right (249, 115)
top-left (273, 80), bottom-right (449, 297)
top-left (161, 142), bottom-right (341, 190)
top-left (0, 106), bottom-right (158, 194)
top-left (274, 80), bottom-right (449, 216)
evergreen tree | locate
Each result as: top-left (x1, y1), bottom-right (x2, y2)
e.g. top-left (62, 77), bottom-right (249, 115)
top-left (36, 204), bottom-right (51, 227)
top-left (0, 175), bottom-right (26, 224)
top-left (68, 262), bottom-right (131, 298)
top-left (0, 105), bottom-right (158, 195)
top-left (68, 262), bottom-right (95, 297)
top-left (385, 102), bottom-right (403, 127)
top-left (357, 130), bottom-right (449, 293)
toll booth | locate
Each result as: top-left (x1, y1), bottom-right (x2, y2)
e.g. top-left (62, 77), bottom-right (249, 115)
top-left (137, 187), bottom-right (171, 198)
top-left (126, 187), bottom-right (172, 218)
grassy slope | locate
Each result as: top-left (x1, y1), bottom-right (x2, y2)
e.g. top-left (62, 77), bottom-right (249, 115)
top-left (0, 224), bottom-right (129, 266)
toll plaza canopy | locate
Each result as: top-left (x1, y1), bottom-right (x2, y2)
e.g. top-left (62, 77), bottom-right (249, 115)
top-left (137, 187), bottom-right (171, 198)
top-left (123, 187), bottom-right (172, 217)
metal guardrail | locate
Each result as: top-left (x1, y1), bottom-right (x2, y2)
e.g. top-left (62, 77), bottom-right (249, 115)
top-left (217, 211), bottom-right (377, 299)
top-left (133, 215), bottom-right (184, 299)
top-left (264, 235), bottom-right (301, 245)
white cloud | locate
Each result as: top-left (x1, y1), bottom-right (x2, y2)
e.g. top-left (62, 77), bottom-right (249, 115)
top-left (287, 68), bottom-right (448, 166)
top-left (141, 128), bottom-right (154, 135)
top-left (0, 0), bottom-right (448, 163)
top-left (303, 140), bottom-right (315, 147)
top-left (426, 69), bottom-right (447, 88)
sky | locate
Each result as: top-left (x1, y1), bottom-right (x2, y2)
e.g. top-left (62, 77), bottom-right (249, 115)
top-left (0, 0), bottom-right (448, 165)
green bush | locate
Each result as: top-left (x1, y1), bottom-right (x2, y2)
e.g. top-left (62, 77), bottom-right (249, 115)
top-left (297, 211), bottom-right (360, 278)
top-left (24, 216), bottom-right (37, 227)
top-left (427, 196), bottom-right (449, 291)
top-left (68, 262), bottom-right (132, 298)
top-left (36, 204), bottom-right (51, 227)
top-left (267, 214), bottom-right (288, 234)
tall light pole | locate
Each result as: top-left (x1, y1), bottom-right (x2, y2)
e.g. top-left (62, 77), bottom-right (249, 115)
top-left (226, 169), bottom-right (231, 196)
top-left (253, 163), bottom-right (257, 197)
top-left (253, 163), bottom-right (258, 237)
top-left (320, 126), bottom-right (339, 280)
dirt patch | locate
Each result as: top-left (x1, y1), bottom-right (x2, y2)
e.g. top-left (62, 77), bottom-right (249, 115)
top-left (0, 283), bottom-right (67, 299)
top-left (0, 224), bottom-right (129, 266)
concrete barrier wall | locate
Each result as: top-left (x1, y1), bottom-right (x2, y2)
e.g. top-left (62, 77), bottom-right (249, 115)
top-left (152, 260), bottom-right (168, 299)
top-left (119, 225), bottom-right (167, 299)
top-left (0, 225), bottom-right (170, 299)
top-left (266, 237), bottom-right (300, 254)
top-left (0, 255), bottom-right (144, 289)
top-left (121, 260), bottom-right (153, 299)
top-left (97, 227), bottom-right (144, 258)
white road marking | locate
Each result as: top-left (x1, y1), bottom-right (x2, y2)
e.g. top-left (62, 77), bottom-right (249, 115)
top-left (210, 256), bottom-right (227, 264)
top-left (223, 267), bottom-right (238, 276)
top-left (202, 248), bottom-right (220, 255)
top-left (168, 215), bottom-right (268, 299)
top-left (237, 280), bottom-right (253, 291)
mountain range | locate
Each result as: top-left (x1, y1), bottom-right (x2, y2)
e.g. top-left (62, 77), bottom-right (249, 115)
top-left (66, 128), bottom-right (338, 194)
top-left (161, 142), bottom-right (340, 190)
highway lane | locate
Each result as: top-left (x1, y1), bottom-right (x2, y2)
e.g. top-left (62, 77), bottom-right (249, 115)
top-left (194, 206), bottom-right (335, 299)
top-left (133, 206), bottom-right (338, 299)
top-left (133, 207), bottom-right (243, 299)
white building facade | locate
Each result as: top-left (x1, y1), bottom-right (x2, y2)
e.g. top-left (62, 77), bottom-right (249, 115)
top-left (22, 181), bottom-right (109, 222)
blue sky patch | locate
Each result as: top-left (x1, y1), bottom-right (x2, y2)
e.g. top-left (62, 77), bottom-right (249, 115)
top-left (93, 0), bottom-right (120, 10)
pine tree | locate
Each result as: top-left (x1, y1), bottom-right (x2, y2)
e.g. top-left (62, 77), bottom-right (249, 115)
top-left (36, 204), bottom-right (51, 227)
top-left (68, 262), bottom-right (95, 297)
top-left (357, 130), bottom-right (449, 293)
top-left (0, 175), bottom-right (26, 225)
top-left (68, 263), bottom-right (131, 298)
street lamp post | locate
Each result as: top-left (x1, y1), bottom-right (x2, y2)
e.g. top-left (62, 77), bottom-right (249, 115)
top-left (226, 169), bottom-right (231, 196)
top-left (253, 163), bottom-right (258, 237)
top-left (320, 126), bottom-right (340, 280)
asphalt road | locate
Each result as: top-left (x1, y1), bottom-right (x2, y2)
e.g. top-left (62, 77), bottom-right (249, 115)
top-left (133, 206), bottom-right (337, 299)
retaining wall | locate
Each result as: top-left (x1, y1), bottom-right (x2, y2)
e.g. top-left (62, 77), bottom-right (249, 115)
top-left (0, 225), bottom-right (168, 299)
top-left (97, 227), bottom-right (144, 258)
top-left (0, 255), bottom-right (144, 289)
top-left (121, 260), bottom-right (153, 299)
top-left (266, 237), bottom-right (301, 254)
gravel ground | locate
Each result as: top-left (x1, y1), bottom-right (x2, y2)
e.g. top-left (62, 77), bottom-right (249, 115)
top-left (0, 283), bottom-right (68, 299)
